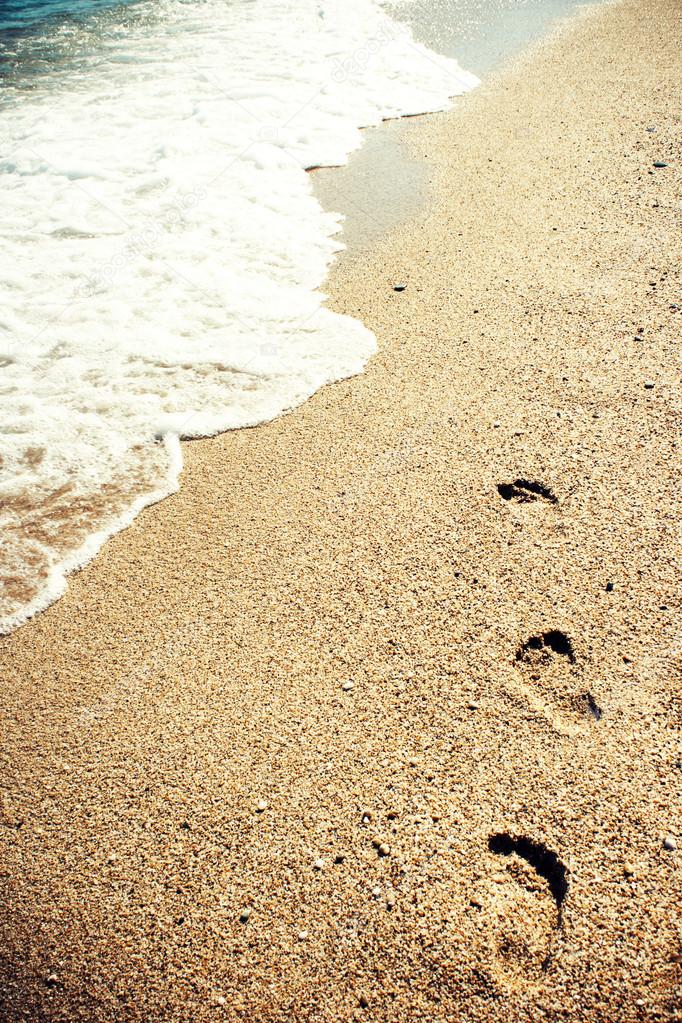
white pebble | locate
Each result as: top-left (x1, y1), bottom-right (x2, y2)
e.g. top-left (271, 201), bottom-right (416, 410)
top-left (256, 799), bottom-right (268, 813)
top-left (663, 834), bottom-right (677, 851)
top-left (341, 680), bottom-right (354, 691)
top-left (313, 858), bottom-right (325, 870)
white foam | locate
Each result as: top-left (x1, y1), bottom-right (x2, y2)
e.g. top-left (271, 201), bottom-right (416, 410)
top-left (0, 0), bottom-right (478, 633)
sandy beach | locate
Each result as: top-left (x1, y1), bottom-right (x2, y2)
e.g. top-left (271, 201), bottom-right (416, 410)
top-left (1, 0), bottom-right (681, 1019)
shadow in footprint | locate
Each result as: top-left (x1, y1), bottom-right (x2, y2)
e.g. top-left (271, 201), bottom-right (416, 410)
top-left (481, 833), bottom-right (568, 979)
top-left (516, 629), bottom-right (576, 665)
top-left (513, 631), bottom-right (602, 728)
top-left (497, 479), bottom-right (558, 505)
top-left (488, 834), bottom-right (569, 916)
top-left (471, 833), bottom-right (569, 985)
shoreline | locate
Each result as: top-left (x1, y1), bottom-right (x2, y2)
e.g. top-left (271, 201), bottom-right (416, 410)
top-left (0, 1), bottom-right (476, 637)
top-left (312, 0), bottom-right (604, 252)
top-left (1, 1), bottom-right (681, 1020)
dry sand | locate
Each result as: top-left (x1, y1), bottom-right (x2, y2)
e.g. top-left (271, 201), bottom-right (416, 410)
top-left (1, 0), bottom-right (681, 1019)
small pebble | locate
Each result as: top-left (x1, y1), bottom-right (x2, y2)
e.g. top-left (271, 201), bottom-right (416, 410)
top-left (239, 908), bottom-right (251, 923)
top-left (341, 680), bottom-right (354, 691)
top-left (45, 974), bottom-right (60, 988)
top-left (644, 380), bottom-right (655, 389)
top-left (663, 835), bottom-right (677, 851)
top-left (386, 892), bottom-right (396, 908)
top-left (623, 862), bottom-right (636, 876)
top-left (467, 700), bottom-right (480, 710)
top-left (653, 161), bottom-right (668, 168)
top-left (606, 582), bottom-right (615, 592)
top-left (298, 930), bottom-right (308, 941)
top-left (256, 799), bottom-right (268, 813)
top-left (378, 843), bottom-right (391, 857)
top-left (361, 810), bottom-right (372, 824)
top-left (493, 420), bottom-right (501, 428)
top-left (215, 995), bottom-right (226, 1007)
top-left (372, 886), bottom-right (382, 899)
top-left (313, 858), bottom-right (325, 870)
top-left (359, 995), bottom-right (370, 1009)
top-left (470, 893), bottom-right (484, 908)
top-left (393, 283), bottom-right (407, 292)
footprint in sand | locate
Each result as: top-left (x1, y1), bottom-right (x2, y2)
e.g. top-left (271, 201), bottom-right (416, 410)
top-left (471, 833), bottom-right (569, 985)
top-left (497, 479), bottom-right (558, 505)
top-left (511, 630), bottom-right (602, 730)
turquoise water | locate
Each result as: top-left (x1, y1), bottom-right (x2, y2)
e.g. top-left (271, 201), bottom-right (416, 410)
top-left (0, 0), bottom-right (141, 82)
top-left (0, 0), bottom-right (133, 31)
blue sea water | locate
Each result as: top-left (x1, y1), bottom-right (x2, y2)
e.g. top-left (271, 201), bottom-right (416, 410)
top-left (0, 0), bottom-right (143, 83)
top-left (0, 0), bottom-right (132, 31)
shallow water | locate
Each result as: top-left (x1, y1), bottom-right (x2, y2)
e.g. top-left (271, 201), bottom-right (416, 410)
top-left (0, 0), bottom-right (131, 31)
top-left (0, 0), bottom-right (142, 81)
top-left (391, 0), bottom-right (597, 77)
top-left (313, 0), bottom-right (596, 249)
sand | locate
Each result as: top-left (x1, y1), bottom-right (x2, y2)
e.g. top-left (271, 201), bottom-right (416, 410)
top-left (1, 0), bottom-right (681, 1019)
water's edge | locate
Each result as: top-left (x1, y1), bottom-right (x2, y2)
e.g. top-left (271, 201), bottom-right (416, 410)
top-left (0, 1), bottom-right (478, 634)
top-left (312, 0), bottom-right (600, 251)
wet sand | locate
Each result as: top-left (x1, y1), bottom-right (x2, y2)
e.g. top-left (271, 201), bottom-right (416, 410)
top-left (313, 0), bottom-right (603, 251)
top-left (1, 0), bottom-right (681, 1020)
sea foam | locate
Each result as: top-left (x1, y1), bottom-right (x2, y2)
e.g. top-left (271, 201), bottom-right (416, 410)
top-left (0, 0), bottom-right (477, 633)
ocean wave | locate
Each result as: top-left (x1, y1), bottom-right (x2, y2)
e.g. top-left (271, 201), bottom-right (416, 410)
top-left (0, 0), bottom-right (477, 633)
